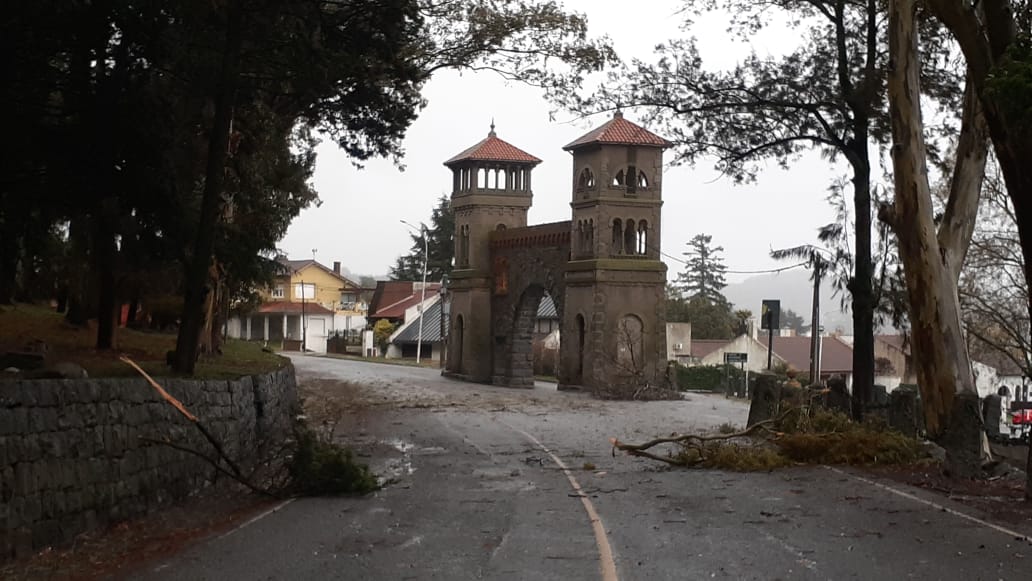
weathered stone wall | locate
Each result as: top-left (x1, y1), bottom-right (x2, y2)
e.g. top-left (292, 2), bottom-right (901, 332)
top-left (0, 364), bottom-right (298, 561)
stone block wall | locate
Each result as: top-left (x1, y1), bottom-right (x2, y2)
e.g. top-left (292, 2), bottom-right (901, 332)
top-left (0, 364), bottom-right (298, 561)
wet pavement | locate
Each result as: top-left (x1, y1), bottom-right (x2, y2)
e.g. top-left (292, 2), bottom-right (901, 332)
top-left (133, 355), bottom-right (1032, 580)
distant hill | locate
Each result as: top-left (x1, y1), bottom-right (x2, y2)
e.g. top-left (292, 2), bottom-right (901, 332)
top-left (721, 269), bottom-right (854, 334)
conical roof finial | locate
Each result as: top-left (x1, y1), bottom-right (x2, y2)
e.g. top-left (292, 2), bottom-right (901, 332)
top-left (489, 118), bottom-right (496, 137)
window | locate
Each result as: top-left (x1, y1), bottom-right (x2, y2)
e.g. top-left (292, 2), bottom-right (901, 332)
top-left (293, 283), bottom-right (315, 300)
top-left (611, 169), bottom-right (625, 187)
top-left (612, 219), bottom-right (623, 254)
top-left (637, 171), bottom-right (649, 188)
top-left (272, 285), bottom-right (285, 298)
top-left (637, 220), bottom-right (648, 255)
top-left (460, 224), bottom-right (471, 267)
top-left (578, 167), bottom-right (596, 189)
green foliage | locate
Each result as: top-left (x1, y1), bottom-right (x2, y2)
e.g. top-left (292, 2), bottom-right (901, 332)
top-left (675, 364), bottom-right (736, 391)
top-left (373, 319), bottom-right (397, 354)
top-left (289, 428), bottom-right (378, 495)
top-left (391, 195), bottom-right (454, 282)
top-left (1, 0), bottom-right (612, 368)
top-left (986, 34), bottom-right (1032, 133)
top-left (675, 234), bottom-right (728, 303)
top-left (690, 443), bottom-right (793, 472)
top-left (667, 295), bottom-right (737, 340)
top-left (775, 410), bottom-right (923, 466)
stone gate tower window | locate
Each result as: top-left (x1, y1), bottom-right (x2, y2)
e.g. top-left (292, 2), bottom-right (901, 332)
top-left (579, 168), bottom-right (595, 188)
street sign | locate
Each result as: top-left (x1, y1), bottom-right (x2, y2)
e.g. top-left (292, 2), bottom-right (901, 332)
top-left (724, 352), bottom-right (748, 364)
top-left (761, 299), bottom-right (781, 330)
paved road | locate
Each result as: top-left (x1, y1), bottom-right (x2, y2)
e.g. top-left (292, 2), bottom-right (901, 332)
top-left (136, 355), bottom-right (1032, 580)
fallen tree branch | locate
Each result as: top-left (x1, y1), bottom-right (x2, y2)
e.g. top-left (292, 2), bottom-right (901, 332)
top-left (120, 355), bottom-right (269, 496)
top-left (139, 436), bottom-right (282, 498)
top-left (609, 410), bottom-right (791, 456)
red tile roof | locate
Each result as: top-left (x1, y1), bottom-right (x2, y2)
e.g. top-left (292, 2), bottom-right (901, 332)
top-left (563, 111), bottom-right (671, 150)
top-left (691, 340), bottom-right (730, 359)
top-left (772, 336), bottom-right (853, 374)
top-left (257, 301), bottom-right (334, 315)
top-left (368, 281), bottom-right (442, 320)
top-left (444, 127), bottom-right (542, 166)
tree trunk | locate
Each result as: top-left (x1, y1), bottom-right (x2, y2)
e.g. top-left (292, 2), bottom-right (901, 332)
top-left (94, 209), bottom-right (119, 350)
top-left (887, 0), bottom-right (980, 475)
top-left (849, 150), bottom-right (875, 420)
top-left (64, 217), bottom-right (92, 327)
top-left (173, 1), bottom-right (242, 374)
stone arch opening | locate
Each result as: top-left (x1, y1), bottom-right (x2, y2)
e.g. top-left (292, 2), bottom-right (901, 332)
top-left (637, 170), bottom-right (649, 188)
top-left (623, 218), bottom-right (636, 255)
top-left (612, 218), bottom-right (623, 255)
top-left (497, 284), bottom-right (547, 387)
top-left (579, 167), bottom-right (595, 189)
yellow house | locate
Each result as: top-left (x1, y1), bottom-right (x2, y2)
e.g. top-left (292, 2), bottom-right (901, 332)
top-left (264, 259), bottom-right (366, 315)
top-left (228, 258), bottom-right (369, 353)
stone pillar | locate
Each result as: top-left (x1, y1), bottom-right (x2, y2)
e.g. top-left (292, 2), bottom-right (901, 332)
top-left (263, 316), bottom-right (270, 341)
top-left (245, 317), bottom-right (252, 340)
top-left (888, 386), bottom-right (922, 437)
top-left (282, 314), bottom-right (287, 339)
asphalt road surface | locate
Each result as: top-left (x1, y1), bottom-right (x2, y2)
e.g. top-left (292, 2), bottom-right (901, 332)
top-left (135, 355), bottom-right (1032, 580)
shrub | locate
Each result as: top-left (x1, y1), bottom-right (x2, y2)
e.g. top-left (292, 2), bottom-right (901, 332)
top-left (289, 428), bottom-right (378, 495)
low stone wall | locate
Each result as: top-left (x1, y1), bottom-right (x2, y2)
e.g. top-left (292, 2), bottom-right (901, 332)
top-left (0, 364), bottom-right (298, 561)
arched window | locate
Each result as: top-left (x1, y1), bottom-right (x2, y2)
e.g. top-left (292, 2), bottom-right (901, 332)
top-left (637, 220), bottom-right (648, 255)
top-left (624, 218), bottom-right (636, 255)
top-left (587, 219), bottom-right (594, 251)
top-left (612, 170), bottom-right (625, 187)
top-left (638, 171), bottom-right (649, 188)
top-left (460, 224), bottom-right (471, 266)
top-left (612, 219), bottom-right (623, 254)
top-left (579, 167), bottom-right (596, 189)
top-left (496, 223), bottom-right (507, 231)
top-left (477, 168), bottom-right (487, 189)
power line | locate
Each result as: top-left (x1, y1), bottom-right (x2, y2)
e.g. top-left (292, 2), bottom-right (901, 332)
top-left (654, 243), bottom-right (808, 275)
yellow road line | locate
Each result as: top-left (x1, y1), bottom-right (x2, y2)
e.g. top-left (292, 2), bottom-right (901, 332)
top-left (504, 422), bottom-right (619, 581)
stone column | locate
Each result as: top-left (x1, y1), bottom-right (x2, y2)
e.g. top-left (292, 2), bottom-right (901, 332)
top-left (245, 317), bottom-right (252, 340)
top-left (263, 316), bottom-right (270, 341)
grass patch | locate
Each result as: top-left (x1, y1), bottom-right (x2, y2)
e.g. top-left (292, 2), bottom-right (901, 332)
top-left (0, 303), bottom-right (285, 379)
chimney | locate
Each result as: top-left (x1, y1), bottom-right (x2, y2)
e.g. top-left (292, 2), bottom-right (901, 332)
top-left (333, 261), bottom-right (341, 275)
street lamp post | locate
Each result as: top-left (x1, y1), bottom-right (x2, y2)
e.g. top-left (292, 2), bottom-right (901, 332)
top-left (401, 220), bottom-right (429, 364)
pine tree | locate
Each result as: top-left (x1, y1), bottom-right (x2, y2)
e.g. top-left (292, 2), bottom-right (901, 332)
top-left (390, 195), bottom-right (454, 282)
top-left (675, 234), bottom-right (728, 303)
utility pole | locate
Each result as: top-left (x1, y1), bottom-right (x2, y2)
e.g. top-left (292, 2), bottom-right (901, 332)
top-left (809, 260), bottom-right (823, 385)
top-left (300, 278), bottom-right (307, 352)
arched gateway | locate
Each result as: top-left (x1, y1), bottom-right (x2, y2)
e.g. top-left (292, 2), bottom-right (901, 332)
top-left (443, 114), bottom-right (670, 394)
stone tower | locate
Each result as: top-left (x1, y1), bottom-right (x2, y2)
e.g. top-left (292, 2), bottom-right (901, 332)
top-left (443, 124), bottom-right (542, 381)
top-left (559, 111), bottom-right (671, 393)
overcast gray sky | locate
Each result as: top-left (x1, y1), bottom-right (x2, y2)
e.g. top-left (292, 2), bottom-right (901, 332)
top-left (279, 1), bottom-right (844, 283)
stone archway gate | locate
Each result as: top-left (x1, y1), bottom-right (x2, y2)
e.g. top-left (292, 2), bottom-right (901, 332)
top-left (488, 221), bottom-right (571, 387)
